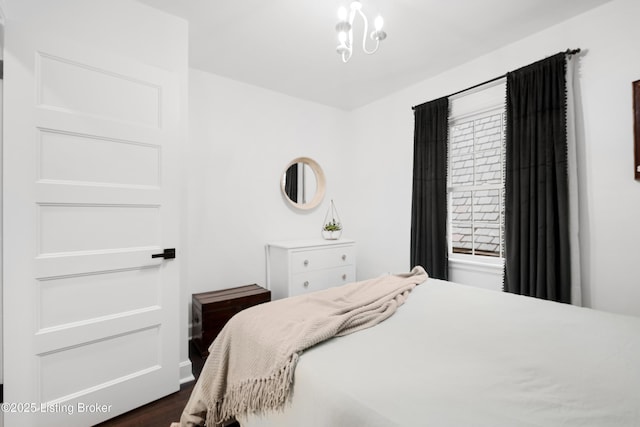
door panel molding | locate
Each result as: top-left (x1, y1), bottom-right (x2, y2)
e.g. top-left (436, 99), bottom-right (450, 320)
top-left (4, 26), bottom-right (181, 426)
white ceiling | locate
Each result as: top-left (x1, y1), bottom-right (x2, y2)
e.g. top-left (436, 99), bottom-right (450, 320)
top-left (137, 0), bottom-right (611, 110)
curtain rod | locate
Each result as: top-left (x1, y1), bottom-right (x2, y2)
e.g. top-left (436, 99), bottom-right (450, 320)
top-left (411, 48), bottom-right (581, 111)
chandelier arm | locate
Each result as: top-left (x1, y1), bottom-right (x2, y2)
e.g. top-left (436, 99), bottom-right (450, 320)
top-left (355, 9), bottom-right (380, 55)
top-left (348, 8), bottom-right (356, 51)
top-left (364, 39), bottom-right (380, 55)
top-left (335, 2), bottom-right (384, 62)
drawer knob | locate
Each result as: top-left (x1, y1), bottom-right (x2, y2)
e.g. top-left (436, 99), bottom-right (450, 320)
top-left (342, 254), bottom-right (347, 261)
top-left (303, 281), bottom-right (309, 288)
top-left (303, 260), bottom-right (309, 266)
top-left (342, 274), bottom-right (347, 280)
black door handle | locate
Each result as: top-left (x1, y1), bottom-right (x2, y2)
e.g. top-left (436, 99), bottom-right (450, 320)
top-left (151, 248), bottom-right (176, 259)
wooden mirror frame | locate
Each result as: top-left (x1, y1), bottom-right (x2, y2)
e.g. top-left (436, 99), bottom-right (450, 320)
top-left (634, 80), bottom-right (640, 180)
top-left (280, 157), bottom-right (326, 210)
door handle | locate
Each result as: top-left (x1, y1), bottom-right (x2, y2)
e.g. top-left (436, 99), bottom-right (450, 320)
top-left (151, 248), bottom-right (176, 259)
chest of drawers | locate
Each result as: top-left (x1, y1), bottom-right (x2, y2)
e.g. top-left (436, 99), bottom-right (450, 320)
top-left (266, 239), bottom-right (356, 300)
top-left (192, 284), bottom-right (271, 356)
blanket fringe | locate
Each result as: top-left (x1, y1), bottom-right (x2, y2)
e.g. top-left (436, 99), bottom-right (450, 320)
top-left (205, 353), bottom-right (300, 427)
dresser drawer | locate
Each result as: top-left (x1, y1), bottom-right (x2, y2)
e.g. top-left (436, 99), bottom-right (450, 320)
top-left (290, 265), bottom-right (356, 296)
top-left (326, 265), bottom-right (356, 288)
top-left (290, 270), bottom-right (328, 297)
top-left (291, 245), bottom-right (355, 274)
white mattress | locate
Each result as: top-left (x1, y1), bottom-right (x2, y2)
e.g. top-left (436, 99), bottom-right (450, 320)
top-left (240, 279), bottom-right (640, 427)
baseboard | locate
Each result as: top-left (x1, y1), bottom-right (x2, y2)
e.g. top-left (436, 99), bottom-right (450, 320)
top-left (179, 359), bottom-right (195, 385)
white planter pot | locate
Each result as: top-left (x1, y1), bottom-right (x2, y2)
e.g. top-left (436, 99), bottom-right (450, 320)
top-left (322, 229), bottom-right (342, 240)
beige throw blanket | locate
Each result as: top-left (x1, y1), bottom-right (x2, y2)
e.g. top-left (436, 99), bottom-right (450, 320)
top-left (174, 266), bottom-right (428, 427)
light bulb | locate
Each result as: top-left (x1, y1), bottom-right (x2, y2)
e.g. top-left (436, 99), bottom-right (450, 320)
top-left (374, 15), bottom-right (384, 31)
top-left (337, 6), bottom-right (347, 21)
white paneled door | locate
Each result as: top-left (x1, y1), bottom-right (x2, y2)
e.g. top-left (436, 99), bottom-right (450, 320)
top-left (3, 27), bottom-right (181, 426)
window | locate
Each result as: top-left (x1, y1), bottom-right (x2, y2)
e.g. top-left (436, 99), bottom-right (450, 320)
top-left (448, 85), bottom-right (505, 260)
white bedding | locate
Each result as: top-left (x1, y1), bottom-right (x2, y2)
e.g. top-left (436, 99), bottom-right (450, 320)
top-left (239, 279), bottom-right (640, 427)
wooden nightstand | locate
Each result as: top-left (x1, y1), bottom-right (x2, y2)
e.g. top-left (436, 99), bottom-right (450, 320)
top-left (192, 284), bottom-right (271, 357)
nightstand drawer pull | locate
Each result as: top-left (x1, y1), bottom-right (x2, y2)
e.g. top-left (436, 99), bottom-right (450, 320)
top-left (303, 281), bottom-right (310, 288)
top-left (342, 254), bottom-right (347, 261)
top-left (303, 260), bottom-right (309, 266)
top-left (342, 274), bottom-right (347, 280)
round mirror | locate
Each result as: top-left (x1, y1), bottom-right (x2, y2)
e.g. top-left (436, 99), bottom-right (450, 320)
top-left (281, 157), bottom-right (326, 210)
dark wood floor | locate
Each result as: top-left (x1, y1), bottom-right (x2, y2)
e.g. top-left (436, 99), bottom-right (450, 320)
top-left (95, 381), bottom-right (196, 427)
top-left (95, 341), bottom-right (239, 427)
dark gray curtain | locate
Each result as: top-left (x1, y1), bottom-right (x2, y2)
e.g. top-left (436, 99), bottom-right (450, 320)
top-left (504, 52), bottom-right (571, 303)
top-left (410, 97), bottom-right (449, 280)
top-left (284, 164), bottom-right (298, 203)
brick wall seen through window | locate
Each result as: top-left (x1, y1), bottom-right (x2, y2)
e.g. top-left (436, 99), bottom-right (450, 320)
top-left (448, 110), bottom-right (505, 258)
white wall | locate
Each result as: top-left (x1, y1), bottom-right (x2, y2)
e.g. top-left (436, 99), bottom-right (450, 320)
top-left (349, 0), bottom-right (640, 317)
top-left (188, 69), bottom-right (353, 299)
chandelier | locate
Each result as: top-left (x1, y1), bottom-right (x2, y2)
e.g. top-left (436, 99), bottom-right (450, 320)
top-left (335, 1), bottom-right (387, 63)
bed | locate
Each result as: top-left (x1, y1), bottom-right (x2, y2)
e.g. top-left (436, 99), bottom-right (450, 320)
top-left (238, 278), bottom-right (640, 427)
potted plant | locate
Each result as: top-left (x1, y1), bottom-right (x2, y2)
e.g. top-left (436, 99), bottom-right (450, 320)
top-left (322, 219), bottom-right (342, 240)
top-left (322, 200), bottom-right (342, 240)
